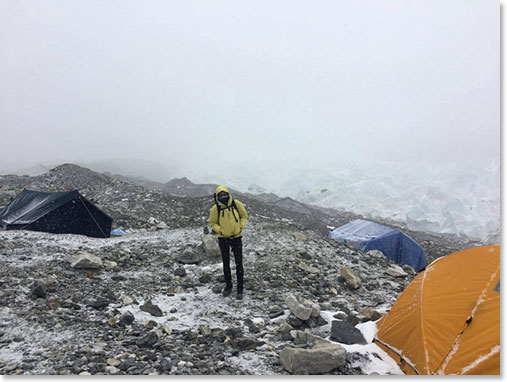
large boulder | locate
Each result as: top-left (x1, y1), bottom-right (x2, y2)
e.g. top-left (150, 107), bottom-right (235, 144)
top-left (279, 342), bottom-right (346, 374)
top-left (71, 252), bottom-right (102, 269)
top-left (340, 267), bottom-right (361, 289)
top-left (201, 234), bottom-right (221, 259)
top-left (285, 295), bottom-right (320, 321)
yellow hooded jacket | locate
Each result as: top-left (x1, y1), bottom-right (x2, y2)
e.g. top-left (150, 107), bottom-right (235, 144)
top-left (209, 185), bottom-right (247, 238)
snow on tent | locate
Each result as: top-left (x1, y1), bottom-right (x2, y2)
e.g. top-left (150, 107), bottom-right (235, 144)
top-left (374, 245), bottom-right (500, 375)
top-left (327, 219), bottom-right (426, 271)
top-left (0, 189), bottom-right (113, 238)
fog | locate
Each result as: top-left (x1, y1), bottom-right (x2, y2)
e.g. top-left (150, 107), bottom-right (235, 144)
top-left (0, 0), bottom-right (500, 178)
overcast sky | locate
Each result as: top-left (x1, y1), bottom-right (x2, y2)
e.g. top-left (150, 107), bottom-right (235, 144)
top-left (0, 0), bottom-right (500, 174)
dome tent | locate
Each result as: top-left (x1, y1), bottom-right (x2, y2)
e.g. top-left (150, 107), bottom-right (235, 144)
top-left (374, 245), bottom-right (500, 375)
top-left (0, 189), bottom-right (112, 238)
top-left (327, 219), bottom-right (426, 271)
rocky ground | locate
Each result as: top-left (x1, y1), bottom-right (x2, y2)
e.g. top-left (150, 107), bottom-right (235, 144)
top-left (0, 164), bottom-right (478, 375)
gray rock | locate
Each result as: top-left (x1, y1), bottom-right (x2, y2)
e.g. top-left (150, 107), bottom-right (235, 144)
top-left (285, 295), bottom-right (320, 321)
top-left (87, 298), bottom-right (110, 310)
top-left (297, 261), bottom-right (319, 274)
top-left (279, 342), bottom-right (346, 374)
top-left (330, 320), bottom-right (366, 344)
top-left (366, 250), bottom-right (386, 260)
top-left (357, 308), bottom-right (382, 322)
top-left (174, 267), bottom-right (186, 277)
top-left (70, 252), bottom-right (102, 269)
top-left (201, 234), bottom-right (221, 259)
top-left (340, 267), bottom-right (361, 289)
top-left (198, 273), bottom-right (212, 284)
top-left (291, 330), bottom-right (329, 347)
top-left (30, 281), bottom-right (47, 298)
top-left (231, 337), bottom-right (263, 350)
top-left (140, 300), bottom-right (163, 317)
top-left (118, 311), bottom-right (135, 326)
top-left (137, 331), bottom-right (159, 348)
top-left (385, 264), bottom-right (408, 277)
top-left (177, 250), bottom-right (200, 265)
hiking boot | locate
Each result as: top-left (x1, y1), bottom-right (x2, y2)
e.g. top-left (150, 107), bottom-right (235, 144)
top-left (235, 292), bottom-right (243, 300)
top-left (222, 286), bottom-right (232, 297)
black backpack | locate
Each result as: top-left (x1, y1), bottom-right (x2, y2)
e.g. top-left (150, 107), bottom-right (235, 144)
top-left (214, 193), bottom-right (239, 224)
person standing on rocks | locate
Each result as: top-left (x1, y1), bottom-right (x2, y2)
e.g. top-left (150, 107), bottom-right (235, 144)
top-left (209, 185), bottom-right (248, 300)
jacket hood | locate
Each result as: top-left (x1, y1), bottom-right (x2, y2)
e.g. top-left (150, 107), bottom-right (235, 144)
top-left (215, 185), bottom-right (232, 207)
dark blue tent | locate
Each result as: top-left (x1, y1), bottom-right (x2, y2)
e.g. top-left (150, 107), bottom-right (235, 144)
top-left (0, 189), bottom-right (112, 238)
top-left (327, 219), bottom-right (426, 271)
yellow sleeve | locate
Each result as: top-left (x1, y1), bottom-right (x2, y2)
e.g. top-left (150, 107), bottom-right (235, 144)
top-left (209, 206), bottom-right (221, 234)
top-left (236, 201), bottom-right (248, 229)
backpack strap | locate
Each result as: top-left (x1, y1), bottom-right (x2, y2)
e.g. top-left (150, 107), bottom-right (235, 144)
top-left (214, 193), bottom-right (223, 224)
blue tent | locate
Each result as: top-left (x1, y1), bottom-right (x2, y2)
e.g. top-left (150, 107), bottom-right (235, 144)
top-left (110, 228), bottom-right (127, 236)
top-left (327, 219), bottom-right (426, 271)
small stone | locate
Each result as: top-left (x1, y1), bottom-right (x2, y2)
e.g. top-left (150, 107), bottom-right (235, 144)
top-left (107, 358), bottom-right (121, 367)
top-left (30, 281), bottom-right (47, 298)
top-left (199, 273), bottom-right (212, 284)
top-left (177, 250), bottom-right (200, 264)
top-left (140, 300), bottom-right (163, 317)
top-left (385, 264), bottom-right (408, 277)
top-left (118, 311), bottom-right (135, 326)
top-left (137, 332), bottom-right (158, 348)
top-left (103, 261), bottom-right (117, 270)
top-left (297, 262), bottom-right (319, 274)
top-left (294, 233), bottom-right (307, 241)
top-left (87, 298), bottom-right (110, 310)
top-left (105, 365), bottom-right (120, 374)
top-left (174, 267), bottom-right (186, 277)
top-left (70, 252), bottom-right (102, 269)
top-left (340, 267), bottom-right (361, 289)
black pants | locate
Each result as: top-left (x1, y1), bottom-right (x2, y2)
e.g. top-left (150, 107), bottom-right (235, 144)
top-left (218, 237), bottom-right (244, 293)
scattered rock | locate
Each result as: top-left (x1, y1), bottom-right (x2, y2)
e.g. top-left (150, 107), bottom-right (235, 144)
top-left (30, 281), bottom-right (47, 298)
top-left (297, 261), bottom-right (319, 274)
top-left (385, 264), bottom-right (408, 277)
top-left (106, 358), bottom-right (121, 367)
top-left (174, 267), bottom-right (186, 277)
top-left (294, 233), bottom-right (307, 241)
top-left (118, 311), bottom-right (135, 326)
top-left (340, 267), bottom-right (361, 289)
top-left (285, 295), bottom-right (320, 321)
top-left (103, 260), bottom-right (117, 271)
top-left (140, 300), bottom-right (163, 317)
top-left (231, 337), bottom-right (263, 350)
top-left (87, 298), bottom-right (110, 310)
top-left (330, 320), bottom-right (366, 345)
top-left (177, 250), bottom-right (200, 265)
top-left (70, 252), bottom-right (103, 269)
top-left (279, 342), bottom-right (346, 374)
top-left (137, 332), bottom-right (159, 348)
top-left (357, 308), bottom-right (382, 322)
top-left (201, 234), bottom-right (221, 259)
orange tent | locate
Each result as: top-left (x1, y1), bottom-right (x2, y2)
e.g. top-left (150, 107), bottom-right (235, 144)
top-left (374, 245), bottom-right (500, 375)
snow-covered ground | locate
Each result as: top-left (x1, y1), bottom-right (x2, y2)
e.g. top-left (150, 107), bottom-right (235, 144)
top-left (0, 225), bottom-right (417, 375)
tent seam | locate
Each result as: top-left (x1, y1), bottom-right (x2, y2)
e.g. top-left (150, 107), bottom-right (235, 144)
top-left (436, 263), bottom-right (500, 374)
top-left (419, 266), bottom-right (430, 374)
top-left (79, 197), bottom-right (108, 238)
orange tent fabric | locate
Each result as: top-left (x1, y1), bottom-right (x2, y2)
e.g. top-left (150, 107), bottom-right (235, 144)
top-left (375, 245), bottom-right (500, 375)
